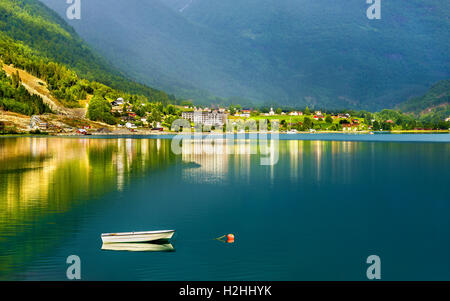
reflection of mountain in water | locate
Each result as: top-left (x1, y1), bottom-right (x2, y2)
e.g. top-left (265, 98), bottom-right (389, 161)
top-left (0, 137), bottom-right (176, 280)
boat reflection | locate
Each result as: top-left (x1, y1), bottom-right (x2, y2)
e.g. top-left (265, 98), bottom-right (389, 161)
top-left (101, 243), bottom-right (175, 252)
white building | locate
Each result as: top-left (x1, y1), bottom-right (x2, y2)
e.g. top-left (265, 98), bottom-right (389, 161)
top-left (269, 107), bottom-right (275, 116)
top-left (125, 122), bottom-right (137, 129)
top-left (289, 111), bottom-right (299, 116)
top-left (112, 98), bottom-right (124, 106)
top-left (182, 110), bottom-right (228, 126)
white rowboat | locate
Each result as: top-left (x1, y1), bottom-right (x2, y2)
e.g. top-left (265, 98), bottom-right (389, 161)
top-left (101, 230), bottom-right (175, 243)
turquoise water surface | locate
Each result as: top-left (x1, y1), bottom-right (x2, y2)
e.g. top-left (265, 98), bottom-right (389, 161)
top-left (0, 134), bottom-right (449, 280)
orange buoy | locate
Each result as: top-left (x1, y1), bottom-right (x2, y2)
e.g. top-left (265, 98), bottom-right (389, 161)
top-left (227, 234), bottom-right (235, 243)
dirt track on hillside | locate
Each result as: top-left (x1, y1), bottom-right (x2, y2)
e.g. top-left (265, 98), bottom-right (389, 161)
top-left (0, 63), bottom-right (114, 132)
top-left (2, 64), bottom-right (87, 118)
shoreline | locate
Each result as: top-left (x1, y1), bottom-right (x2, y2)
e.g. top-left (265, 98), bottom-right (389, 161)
top-left (49, 129), bottom-right (450, 136)
top-left (2, 129), bottom-right (449, 138)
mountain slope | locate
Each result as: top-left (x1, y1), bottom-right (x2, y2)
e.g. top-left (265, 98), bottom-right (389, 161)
top-left (397, 80), bottom-right (449, 121)
top-left (2, 63), bottom-right (86, 117)
top-left (40, 0), bottom-right (450, 109)
top-left (0, 0), bottom-right (172, 103)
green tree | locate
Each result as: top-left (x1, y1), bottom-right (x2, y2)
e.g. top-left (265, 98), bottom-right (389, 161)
top-left (372, 120), bottom-right (381, 130)
top-left (166, 104), bottom-right (176, 115)
top-left (87, 95), bottom-right (116, 124)
top-left (382, 121), bottom-right (392, 131)
top-left (304, 106), bottom-right (311, 115)
top-left (11, 71), bottom-right (21, 88)
top-left (148, 108), bottom-right (162, 124)
top-left (229, 104), bottom-right (236, 115)
top-left (303, 117), bottom-right (312, 129)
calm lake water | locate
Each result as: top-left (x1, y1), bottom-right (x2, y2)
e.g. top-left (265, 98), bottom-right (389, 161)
top-left (0, 134), bottom-right (449, 280)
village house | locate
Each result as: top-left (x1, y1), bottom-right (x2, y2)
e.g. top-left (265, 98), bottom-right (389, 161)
top-left (111, 106), bottom-right (123, 114)
top-left (289, 111), bottom-right (303, 116)
top-left (342, 124), bottom-right (357, 131)
top-left (338, 113), bottom-right (351, 119)
top-left (76, 128), bottom-right (88, 135)
top-left (240, 110), bottom-right (251, 118)
top-left (110, 98), bottom-right (126, 113)
top-left (121, 115), bottom-right (134, 122)
top-left (125, 122), bottom-right (137, 129)
top-left (111, 97), bottom-right (125, 106)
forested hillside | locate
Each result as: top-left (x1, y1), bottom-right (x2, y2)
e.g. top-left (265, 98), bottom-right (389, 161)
top-left (397, 80), bottom-right (449, 123)
top-left (0, 66), bottom-right (51, 116)
top-left (0, 0), bottom-right (174, 105)
top-left (0, 31), bottom-right (157, 124)
top-left (0, 0), bottom-right (185, 127)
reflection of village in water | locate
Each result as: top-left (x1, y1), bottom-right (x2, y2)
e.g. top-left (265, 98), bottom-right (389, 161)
top-left (179, 138), bottom-right (364, 185)
top-left (0, 137), bottom-right (366, 221)
top-left (0, 138), bottom-right (367, 232)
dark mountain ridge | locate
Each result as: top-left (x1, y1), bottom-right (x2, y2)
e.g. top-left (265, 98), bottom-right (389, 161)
top-left (40, 0), bottom-right (449, 110)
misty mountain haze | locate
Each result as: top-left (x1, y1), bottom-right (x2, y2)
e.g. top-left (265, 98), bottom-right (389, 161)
top-left (39, 0), bottom-right (449, 109)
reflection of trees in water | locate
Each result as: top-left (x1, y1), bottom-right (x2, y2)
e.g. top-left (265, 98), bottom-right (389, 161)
top-left (0, 137), bottom-right (176, 280)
